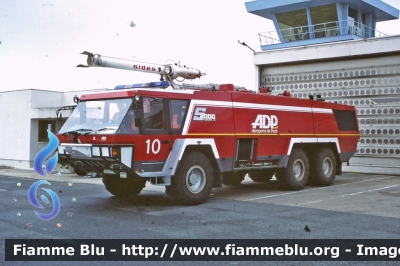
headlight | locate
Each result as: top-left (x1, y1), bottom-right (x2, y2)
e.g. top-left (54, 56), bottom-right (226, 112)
top-left (104, 169), bottom-right (116, 174)
top-left (120, 172), bottom-right (127, 178)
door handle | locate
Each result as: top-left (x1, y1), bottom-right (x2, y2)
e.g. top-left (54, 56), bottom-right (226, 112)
top-left (162, 139), bottom-right (169, 144)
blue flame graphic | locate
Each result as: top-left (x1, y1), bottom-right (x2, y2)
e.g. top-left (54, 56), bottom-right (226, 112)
top-left (28, 180), bottom-right (61, 221)
top-left (33, 130), bottom-right (59, 176)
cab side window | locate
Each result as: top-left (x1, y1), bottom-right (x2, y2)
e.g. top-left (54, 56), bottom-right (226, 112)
top-left (170, 100), bottom-right (189, 132)
top-left (143, 97), bottom-right (165, 130)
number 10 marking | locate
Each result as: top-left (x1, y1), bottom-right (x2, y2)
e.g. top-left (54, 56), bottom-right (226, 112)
top-left (146, 139), bottom-right (161, 154)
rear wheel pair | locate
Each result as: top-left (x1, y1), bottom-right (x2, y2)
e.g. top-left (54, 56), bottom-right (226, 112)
top-left (276, 147), bottom-right (336, 190)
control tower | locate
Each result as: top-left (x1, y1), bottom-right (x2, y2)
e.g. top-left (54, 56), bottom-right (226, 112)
top-left (246, 0), bottom-right (399, 50)
top-left (245, 0), bottom-right (400, 175)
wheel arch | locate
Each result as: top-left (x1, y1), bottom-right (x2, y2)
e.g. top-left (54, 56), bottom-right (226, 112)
top-left (162, 139), bottom-right (222, 179)
top-left (181, 144), bottom-right (221, 173)
top-left (278, 138), bottom-right (342, 174)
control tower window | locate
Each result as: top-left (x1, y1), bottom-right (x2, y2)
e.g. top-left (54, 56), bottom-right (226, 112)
top-left (310, 4), bottom-right (339, 38)
top-left (276, 9), bottom-right (308, 42)
top-left (348, 7), bottom-right (359, 35)
top-left (348, 7), bottom-right (358, 21)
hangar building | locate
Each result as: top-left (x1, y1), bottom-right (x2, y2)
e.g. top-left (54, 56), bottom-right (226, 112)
top-left (245, 0), bottom-right (400, 174)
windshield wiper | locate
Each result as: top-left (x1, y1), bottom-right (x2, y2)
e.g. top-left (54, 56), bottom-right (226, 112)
top-left (96, 127), bottom-right (114, 132)
top-left (62, 128), bottom-right (116, 137)
top-left (61, 128), bottom-right (93, 136)
top-left (83, 127), bottom-right (117, 135)
top-left (61, 129), bottom-right (93, 143)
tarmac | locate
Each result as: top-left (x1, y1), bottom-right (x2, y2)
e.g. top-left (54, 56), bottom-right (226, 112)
top-left (2, 167), bottom-right (400, 219)
top-left (0, 167), bottom-right (165, 192)
top-left (0, 168), bottom-right (102, 183)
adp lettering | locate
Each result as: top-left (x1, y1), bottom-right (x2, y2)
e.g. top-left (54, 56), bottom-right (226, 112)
top-left (252, 115), bottom-right (278, 129)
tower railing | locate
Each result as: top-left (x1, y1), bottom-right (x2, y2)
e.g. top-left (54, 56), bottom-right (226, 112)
top-left (259, 19), bottom-right (388, 46)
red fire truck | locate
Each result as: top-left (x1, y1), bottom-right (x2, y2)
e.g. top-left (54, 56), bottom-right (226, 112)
top-left (57, 52), bottom-right (360, 205)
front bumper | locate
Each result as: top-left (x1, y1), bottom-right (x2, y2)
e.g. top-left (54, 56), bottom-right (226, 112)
top-left (58, 144), bottom-right (134, 174)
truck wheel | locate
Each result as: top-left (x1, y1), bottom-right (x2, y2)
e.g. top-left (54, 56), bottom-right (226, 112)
top-left (248, 170), bottom-right (274, 183)
top-left (309, 148), bottom-right (336, 186)
top-left (102, 174), bottom-right (146, 198)
top-left (222, 172), bottom-right (246, 186)
top-left (278, 148), bottom-right (309, 190)
top-left (170, 151), bottom-right (214, 205)
top-left (102, 174), bottom-right (122, 196)
top-left (74, 167), bottom-right (86, 176)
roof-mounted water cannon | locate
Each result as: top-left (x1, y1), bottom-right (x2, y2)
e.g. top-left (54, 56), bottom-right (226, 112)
top-left (77, 51), bottom-right (206, 89)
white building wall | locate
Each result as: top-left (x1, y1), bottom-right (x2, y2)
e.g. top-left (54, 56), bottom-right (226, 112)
top-left (0, 88), bottom-right (109, 169)
top-left (0, 90), bottom-right (35, 168)
top-left (31, 90), bottom-right (64, 108)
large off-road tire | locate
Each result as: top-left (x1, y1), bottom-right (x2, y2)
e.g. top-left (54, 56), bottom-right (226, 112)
top-left (102, 174), bottom-right (146, 198)
top-left (222, 172), bottom-right (246, 186)
top-left (248, 170), bottom-right (274, 183)
top-left (167, 151), bottom-right (214, 205)
top-left (165, 186), bottom-right (175, 198)
top-left (277, 148), bottom-right (309, 190)
top-left (73, 167), bottom-right (86, 176)
top-left (309, 147), bottom-right (336, 186)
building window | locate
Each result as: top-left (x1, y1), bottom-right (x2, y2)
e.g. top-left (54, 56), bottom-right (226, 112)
top-left (276, 9), bottom-right (308, 42)
top-left (348, 7), bottom-right (360, 36)
top-left (38, 120), bottom-right (56, 142)
top-left (348, 7), bottom-right (358, 21)
top-left (310, 4), bottom-right (339, 38)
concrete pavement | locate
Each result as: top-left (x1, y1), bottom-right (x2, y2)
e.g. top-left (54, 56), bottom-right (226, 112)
top-left (2, 167), bottom-right (400, 219)
top-left (0, 167), bottom-right (167, 193)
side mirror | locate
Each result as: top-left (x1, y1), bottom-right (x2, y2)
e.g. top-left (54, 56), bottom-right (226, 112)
top-left (73, 95), bottom-right (79, 103)
top-left (134, 111), bottom-right (142, 127)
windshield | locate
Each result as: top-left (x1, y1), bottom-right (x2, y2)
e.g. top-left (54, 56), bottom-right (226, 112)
top-left (59, 98), bottom-right (138, 135)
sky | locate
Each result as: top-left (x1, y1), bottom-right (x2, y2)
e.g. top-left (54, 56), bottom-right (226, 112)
top-left (1, 0), bottom-right (400, 93)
